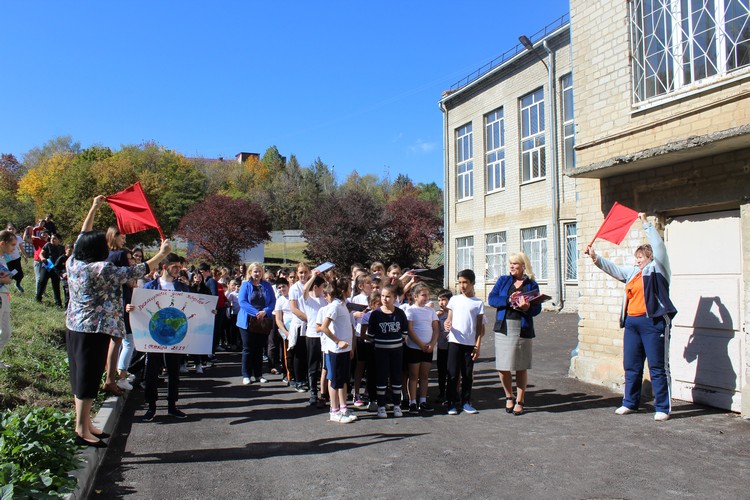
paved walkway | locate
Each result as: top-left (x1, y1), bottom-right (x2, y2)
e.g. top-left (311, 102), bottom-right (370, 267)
top-left (92, 312), bottom-right (750, 499)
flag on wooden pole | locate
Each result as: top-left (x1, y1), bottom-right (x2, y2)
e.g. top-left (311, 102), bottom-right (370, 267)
top-left (105, 182), bottom-right (165, 239)
top-left (589, 202), bottom-right (639, 247)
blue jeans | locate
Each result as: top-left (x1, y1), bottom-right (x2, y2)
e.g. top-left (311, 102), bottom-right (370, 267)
top-left (623, 315), bottom-right (671, 413)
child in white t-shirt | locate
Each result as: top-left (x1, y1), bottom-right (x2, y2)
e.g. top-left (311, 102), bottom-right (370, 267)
top-left (405, 283), bottom-right (439, 414)
top-left (273, 278), bottom-right (293, 383)
top-left (444, 269), bottom-right (484, 415)
top-left (319, 277), bottom-right (356, 424)
top-left (349, 274), bottom-right (372, 406)
top-left (302, 271), bottom-right (328, 406)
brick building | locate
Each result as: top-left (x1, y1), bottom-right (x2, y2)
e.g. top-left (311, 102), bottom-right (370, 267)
top-left (439, 15), bottom-right (578, 309)
top-left (567, 0), bottom-right (750, 416)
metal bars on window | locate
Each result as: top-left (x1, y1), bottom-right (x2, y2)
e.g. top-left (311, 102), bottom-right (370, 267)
top-left (630, 0), bottom-right (750, 103)
top-left (485, 232), bottom-right (507, 281)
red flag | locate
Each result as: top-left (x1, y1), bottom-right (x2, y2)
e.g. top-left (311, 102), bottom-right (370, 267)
top-left (105, 182), bottom-right (164, 239)
top-left (589, 202), bottom-right (639, 247)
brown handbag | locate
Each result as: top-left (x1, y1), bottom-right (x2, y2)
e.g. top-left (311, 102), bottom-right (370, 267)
top-left (247, 315), bottom-right (273, 335)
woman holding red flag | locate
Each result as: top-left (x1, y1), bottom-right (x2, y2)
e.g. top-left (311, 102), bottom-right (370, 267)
top-left (66, 196), bottom-right (170, 447)
top-left (586, 212), bottom-right (677, 421)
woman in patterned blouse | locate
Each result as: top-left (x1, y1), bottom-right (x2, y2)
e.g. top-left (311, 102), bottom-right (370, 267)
top-left (66, 196), bottom-right (171, 448)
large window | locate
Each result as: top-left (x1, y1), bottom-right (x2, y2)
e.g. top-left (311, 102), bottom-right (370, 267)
top-left (520, 88), bottom-right (546, 182)
top-left (485, 232), bottom-right (507, 281)
top-left (456, 123), bottom-right (474, 200)
top-left (456, 236), bottom-right (474, 273)
top-left (630, 0), bottom-right (750, 103)
top-left (485, 108), bottom-right (505, 192)
top-left (561, 73), bottom-right (575, 170)
top-left (521, 225), bottom-right (548, 280)
top-left (565, 223), bottom-right (578, 281)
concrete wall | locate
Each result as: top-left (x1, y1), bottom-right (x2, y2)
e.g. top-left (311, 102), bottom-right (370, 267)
top-left (442, 27), bottom-right (577, 308)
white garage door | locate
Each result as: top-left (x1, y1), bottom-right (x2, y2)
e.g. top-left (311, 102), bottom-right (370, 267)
top-left (665, 210), bottom-right (743, 412)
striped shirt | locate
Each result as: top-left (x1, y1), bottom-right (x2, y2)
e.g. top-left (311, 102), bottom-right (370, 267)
top-left (366, 307), bottom-right (407, 349)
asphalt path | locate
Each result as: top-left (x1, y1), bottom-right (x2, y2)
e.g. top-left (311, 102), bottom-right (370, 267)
top-left (91, 312), bottom-right (750, 499)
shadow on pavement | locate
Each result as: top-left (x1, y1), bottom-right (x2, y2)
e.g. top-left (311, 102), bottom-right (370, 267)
top-left (121, 432), bottom-right (427, 465)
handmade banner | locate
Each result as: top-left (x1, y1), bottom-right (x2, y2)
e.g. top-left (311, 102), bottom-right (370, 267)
top-left (130, 288), bottom-right (217, 355)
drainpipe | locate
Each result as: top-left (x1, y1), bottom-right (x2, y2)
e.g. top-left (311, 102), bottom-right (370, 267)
top-left (439, 99), bottom-right (449, 289)
top-left (542, 40), bottom-right (564, 311)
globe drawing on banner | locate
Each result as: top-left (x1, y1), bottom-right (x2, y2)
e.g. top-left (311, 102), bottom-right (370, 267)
top-left (149, 307), bottom-right (188, 346)
top-left (131, 288), bottom-right (217, 355)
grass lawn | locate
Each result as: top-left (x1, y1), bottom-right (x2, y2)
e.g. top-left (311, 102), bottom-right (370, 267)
top-left (263, 241), bottom-right (307, 266)
top-left (0, 260), bottom-right (71, 410)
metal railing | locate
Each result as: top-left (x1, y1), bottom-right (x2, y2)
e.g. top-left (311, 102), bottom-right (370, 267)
top-left (448, 13), bottom-right (570, 92)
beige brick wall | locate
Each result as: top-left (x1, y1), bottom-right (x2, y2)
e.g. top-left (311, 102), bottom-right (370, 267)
top-left (443, 28), bottom-right (578, 308)
top-left (571, 0), bottom-right (750, 169)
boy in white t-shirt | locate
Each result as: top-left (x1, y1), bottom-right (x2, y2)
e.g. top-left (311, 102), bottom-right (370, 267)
top-left (273, 278), bottom-right (294, 383)
top-left (444, 269), bottom-right (485, 415)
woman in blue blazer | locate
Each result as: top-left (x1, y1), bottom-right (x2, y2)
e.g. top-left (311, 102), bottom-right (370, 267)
top-left (487, 252), bottom-right (542, 415)
top-left (237, 262), bottom-right (276, 385)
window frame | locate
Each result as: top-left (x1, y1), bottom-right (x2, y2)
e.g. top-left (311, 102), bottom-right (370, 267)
top-left (564, 222), bottom-right (578, 282)
top-left (629, 0), bottom-right (750, 104)
top-left (520, 88), bottom-right (546, 183)
top-left (485, 231), bottom-right (507, 281)
top-left (521, 225), bottom-right (548, 281)
top-left (455, 123), bottom-right (474, 201)
top-left (455, 236), bottom-right (475, 274)
top-left (484, 108), bottom-right (506, 193)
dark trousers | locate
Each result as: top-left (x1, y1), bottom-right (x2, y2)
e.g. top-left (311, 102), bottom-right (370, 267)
top-left (240, 328), bottom-right (268, 378)
top-left (144, 352), bottom-right (182, 405)
top-left (436, 347), bottom-right (448, 397)
top-left (375, 347), bottom-right (403, 406)
top-left (268, 326), bottom-right (283, 371)
top-left (291, 331), bottom-right (308, 385)
top-left (7, 257), bottom-right (23, 288)
top-left (360, 340), bottom-right (377, 400)
top-left (36, 266), bottom-right (62, 306)
top-left (228, 313), bottom-right (239, 348)
top-left (447, 343), bottom-right (475, 406)
top-left (623, 315), bottom-right (671, 413)
top-left (306, 337), bottom-right (322, 395)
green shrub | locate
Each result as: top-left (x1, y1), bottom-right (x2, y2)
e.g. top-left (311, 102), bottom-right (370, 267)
top-left (0, 406), bottom-right (80, 498)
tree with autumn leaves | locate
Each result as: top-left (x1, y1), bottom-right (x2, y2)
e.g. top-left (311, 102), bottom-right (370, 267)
top-left (8, 136), bottom-right (443, 268)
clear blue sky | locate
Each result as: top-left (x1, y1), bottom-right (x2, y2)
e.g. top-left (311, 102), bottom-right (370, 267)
top-left (0, 1), bottom-right (569, 187)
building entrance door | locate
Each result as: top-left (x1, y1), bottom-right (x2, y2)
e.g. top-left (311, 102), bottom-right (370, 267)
top-left (665, 210), bottom-right (743, 411)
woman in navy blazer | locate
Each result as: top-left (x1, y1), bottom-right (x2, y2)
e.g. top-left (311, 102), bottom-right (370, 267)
top-left (237, 262), bottom-right (276, 385)
top-left (487, 252), bottom-right (542, 415)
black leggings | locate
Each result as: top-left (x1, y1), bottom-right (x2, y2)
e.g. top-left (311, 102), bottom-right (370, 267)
top-left (375, 347), bottom-right (403, 406)
top-left (291, 330), bottom-right (308, 384)
top-left (307, 337), bottom-right (322, 394)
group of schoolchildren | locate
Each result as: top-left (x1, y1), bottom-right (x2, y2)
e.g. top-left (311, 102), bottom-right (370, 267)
top-left (264, 261), bottom-right (485, 424)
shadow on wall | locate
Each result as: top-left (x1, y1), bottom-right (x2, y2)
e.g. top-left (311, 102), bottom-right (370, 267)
top-left (683, 296), bottom-right (736, 409)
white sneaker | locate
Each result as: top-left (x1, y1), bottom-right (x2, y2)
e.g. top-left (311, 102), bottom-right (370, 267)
top-left (0, 361), bottom-right (10, 369)
top-left (654, 412), bottom-right (670, 421)
top-left (330, 411), bottom-right (354, 424)
top-left (195, 364), bottom-right (204, 374)
top-left (242, 377), bottom-right (251, 385)
top-left (341, 409), bottom-right (358, 421)
top-left (615, 406), bottom-right (635, 415)
top-left (126, 374), bottom-right (136, 383)
top-left (377, 406), bottom-right (387, 418)
top-left (250, 376), bottom-right (257, 383)
top-left (393, 406), bottom-right (403, 418)
top-left (259, 377), bottom-right (268, 384)
top-left (116, 379), bottom-right (133, 391)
